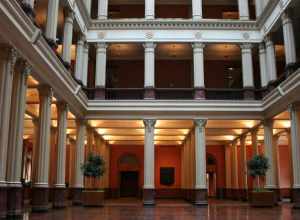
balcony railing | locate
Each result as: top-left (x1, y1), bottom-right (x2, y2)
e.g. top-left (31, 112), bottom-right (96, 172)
top-left (155, 88), bottom-right (194, 99)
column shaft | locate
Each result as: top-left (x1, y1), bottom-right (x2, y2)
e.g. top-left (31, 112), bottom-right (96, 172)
top-left (62, 10), bottom-right (74, 67)
top-left (192, 0), bottom-right (202, 20)
top-left (259, 43), bottom-right (269, 88)
top-left (85, 0), bottom-right (92, 15)
top-left (282, 13), bottom-right (297, 66)
top-left (98, 0), bottom-right (108, 19)
top-left (45, 0), bottom-right (59, 46)
top-left (255, 0), bottom-right (263, 18)
top-left (241, 44), bottom-right (254, 99)
top-left (144, 43), bottom-right (156, 99)
top-left (238, 0), bottom-right (250, 20)
top-left (82, 44), bottom-right (89, 87)
top-left (95, 43), bottom-right (107, 99)
top-left (74, 37), bottom-right (84, 83)
top-left (145, 0), bottom-right (155, 19)
top-left (265, 36), bottom-right (277, 83)
top-left (192, 43), bottom-right (205, 99)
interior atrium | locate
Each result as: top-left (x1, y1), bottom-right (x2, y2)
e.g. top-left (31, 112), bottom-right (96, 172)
top-left (0, 0), bottom-right (300, 219)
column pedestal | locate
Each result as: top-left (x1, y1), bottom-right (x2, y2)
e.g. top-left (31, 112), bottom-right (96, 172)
top-left (292, 188), bottom-right (300, 208)
top-left (194, 189), bottom-right (207, 206)
top-left (53, 187), bottom-right (67, 208)
top-left (194, 87), bottom-right (205, 99)
top-left (72, 188), bottom-right (83, 205)
top-left (94, 87), bottom-right (106, 100)
top-left (7, 186), bottom-right (23, 217)
top-left (243, 87), bottom-right (255, 100)
top-left (31, 187), bottom-right (49, 212)
top-left (144, 87), bottom-right (155, 99)
top-left (0, 186), bottom-right (7, 219)
top-left (143, 189), bottom-right (155, 206)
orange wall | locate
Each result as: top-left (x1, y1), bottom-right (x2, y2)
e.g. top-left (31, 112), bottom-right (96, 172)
top-left (207, 146), bottom-right (226, 188)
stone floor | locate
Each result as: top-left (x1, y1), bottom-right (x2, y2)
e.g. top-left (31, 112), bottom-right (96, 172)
top-left (21, 200), bottom-right (300, 220)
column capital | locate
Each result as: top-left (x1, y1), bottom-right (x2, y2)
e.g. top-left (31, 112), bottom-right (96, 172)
top-left (56, 101), bottom-right (68, 111)
top-left (64, 8), bottom-right (75, 23)
top-left (75, 118), bottom-right (87, 127)
top-left (38, 85), bottom-right (53, 98)
top-left (21, 60), bottom-right (32, 77)
top-left (259, 43), bottom-right (266, 51)
top-left (8, 47), bottom-right (19, 72)
top-left (281, 12), bottom-right (292, 25)
top-left (262, 118), bottom-right (273, 126)
top-left (264, 35), bottom-right (273, 45)
top-left (143, 42), bottom-right (156, 50)
top-left (96, 43), bottom-right (108, 52)
top-left (192, 43), bottom-right (205, 50)
top-left (194, 119), bottom-right (207, 128)
top-left (143, 119), bottom-right (156, 132)
top-left (240, 43), bottom-right (253, 50)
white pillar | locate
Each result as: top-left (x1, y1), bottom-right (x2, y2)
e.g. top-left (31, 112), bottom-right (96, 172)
top-left (144, 43), bottom-right (156, 89)
top-left (45, 0), bottom-right (59, 44)
top-left (98, 0), bottom-right (108, 19)
top-left (238, 0), bottom-right (250, 20)
top-left (192, 43), bottom-right (205, 89)
top-left (62, 10), bottom-right (74, 66)
top-left (74, 119), bottom-right (86, 188)
top-left (255, 0), bottom-right (263, 18)
top-left (259, 43), bottom-right (269, 88)
top-left (82, 43), bottom-right (89, 87)
top-left (241, 44), bottom-right (254, 88)
top-left (192, 0), bottom-right (202, 20)
top-left (0, 48), bottom-right (17, 186)
top-left (55, 102), bottom-right (68, 187)
top-left (143, 119), bottom-right (156, 205)
top-left (85, 0), bottom-right (92, 16)
top-left (145, 0), bottom-right (155, 19)
top-left (282, 12), bottom-right (297, 65)
top-left (265, 36), bottom-right (277, 82)
top-left (74, 37), bottom-right (84, 82)
top-left (95, 43), bottom-right (107, 88)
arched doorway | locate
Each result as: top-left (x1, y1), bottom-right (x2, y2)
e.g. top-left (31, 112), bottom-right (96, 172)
top-left (118, 153), bottom-right (140, 197)
top-left (206, 154), bottom-right (217, 197)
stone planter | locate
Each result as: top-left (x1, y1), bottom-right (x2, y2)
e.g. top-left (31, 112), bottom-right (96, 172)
top-left (250, 191), bottom-right (276, 207)
top-left (83, 190), bottom-right (105, 207)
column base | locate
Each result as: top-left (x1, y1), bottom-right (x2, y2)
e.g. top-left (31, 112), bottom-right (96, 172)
top-left (20, 3), bottom-right (36, 19)
top-left (94, 87), bottom-right (106, 100)
top-left (71, 188), bottom-right (83, 206)
top-left (62, 61), bottom-right (71, 70)
top-left (0, 186), bottom-right (7, 219)
top-left (31, 187), bottom-right (49, 212)
top-left (194, 87), bottom-right (205, 100)
top-left (53, 187), bottom-right (67, 209)
top-left (143, 189), bottom-right (155, 206)
top-left (144, 87), bottom-right (155, 99)
top-left (243, 87), bottom-right (255, 100)
top-left (292, 188), bottom-right (300, 209)
top-left (194, 189), bottom-right (208, 206)
top-left (7, 185), bottom-right (23, 217)
top-left (45, 38), bottom-right (58, 50)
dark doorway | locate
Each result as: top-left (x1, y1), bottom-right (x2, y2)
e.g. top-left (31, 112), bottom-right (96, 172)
top-left (120, 171), bottom-right (139, 197)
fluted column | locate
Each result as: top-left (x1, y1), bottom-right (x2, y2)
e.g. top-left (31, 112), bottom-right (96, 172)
top-left (265, 36), bottom-right (277, 84)
top-left (62, 9), bottom-right (74, 68)
top-left (192, 43), bottom-right (205, 99)
top-left (82, 44), bottom-right (89, 87)
top-left (194, 119), bottom-right (207, 205)
top-left (32, 86), bottom-right (52, 212)
top-left (143, 119), bottom-right (156, 205)
top-left (98, 0), bottom-right (108, 19)
top-left (192, 0), bottom-right (202, 20)
top-left (53, 102), bottom-right (68, 208)
top-left (45, 0), bottom-right (59, 47)
top-left (281, 12), bottom-right (297, 71)
top-left (241, 44), bottom-right (254, 99)
top-left (95, 43), bottom-right (107, 99)
top-left (145, 0), bottom-right (155, 19)
top-left (6, 62), bottom-right (30, 216)
top-left (238, 0), bottom-right (250, 20)
top-left (144, 43), bottom-right (156, 99)
top-left (259, 43), bottom-right (269, 88)
top-left (72, 119), bottom-right (86, 205)
top-left (74, 37), bottom-right (84, 83)
top-left (288, 104), bottom-right (300, 208)
top-left (240, 135), bottom-right (248, 200)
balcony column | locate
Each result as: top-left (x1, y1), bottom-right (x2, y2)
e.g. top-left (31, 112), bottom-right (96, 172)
top-left (238, 0), bottom-right (250, 20)
top-left (288, 104), bottom-right (300, 208)
top-left (143, 119), bottom-right (156, 206)
top-left (240, 135), bottom-right (248, 201)
top-left (254, 0), bottom-right (263, 18)
top-left (53, 102), bottom-right (68, 208)
top-left (241, 44), bottom-right (255, 99)
top-left (265, 36), bottom-right (277, 86)
top-left (259, 43), bottom-right (269, 89)
top-left (194, 119), bottom-right (207, 205)
top-left (74, 36), bottom-right (85, 84)
top-left (6, 62), bottom-right (31, 217)
top-left (0, 47), bottom-right (17, 219)
top-left (98, 0), bottom-right (108, 19)
top-left (21, 0), bottom-right (36, 18)
top-left (85, 0), bottom-right (92, 16)
top-left (72, 119), bottom-right (86, 205)
top-left (143, 43), bottom-right (156, 99)
top-left (95, 43), bottom-right (107, 99)
top-left (232, 141), bottom-right (239, 200)
top-left (192, 0), bottom-right (202, 20)
top-left (263, 119), bottom-right (279, 202)
top-left (145, 0), bottom-right (155, 19)
top-left (82, 43), bottom-right (89, 87)
top-left (281, 12), bottom-right (297, 73)
top-left (192, 43), bottom-right (205, 99)
top-left (32, 86), bottom-right (53, 212)
top-left (45, 0), bottom-right (60, 48)
top-left (62, 9), bottom-right (74, 69)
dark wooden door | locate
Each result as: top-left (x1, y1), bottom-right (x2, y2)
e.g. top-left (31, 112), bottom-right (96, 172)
top-left (120, 171), bottom-right (139, 197)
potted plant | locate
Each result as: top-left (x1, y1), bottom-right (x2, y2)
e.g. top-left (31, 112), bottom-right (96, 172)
top-left (81, 153), bottom-right (105, 207)
top-left (247, 155), bottom-right (276, 207)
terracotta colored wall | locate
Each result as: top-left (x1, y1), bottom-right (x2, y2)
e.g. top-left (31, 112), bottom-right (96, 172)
top-left (207, 145), bottom-right (226, 188)
top-left (278, 145), bottom-right (292, 189)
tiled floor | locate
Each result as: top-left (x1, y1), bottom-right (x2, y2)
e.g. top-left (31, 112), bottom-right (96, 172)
top-left (22, 200), bottom-right (300, 220)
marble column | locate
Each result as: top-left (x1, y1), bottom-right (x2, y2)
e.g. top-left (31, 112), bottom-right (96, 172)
top-left (53, 102), bottom-right (68, 208)
top-left (192, 43), bottom-right (205, 99)
top-left (32, 85), bottom-right (52, 212)
top-left (281, 12), bottom-right (297, 73)
top-left (288, 104), bottom-right (300, 208)
top-left (0, 47), bottom-right (17, 219)
top-left (74, 36), bottom-right (85, 84)
top-left (225, 145), bottom-right (232, 199)
top-left (241, 44), bottom-right (255, 99)
top-left (6, 62), bottom-right (31, 217)
top-left (82, 43), bottom-right (89, 87)
top-left (145, 0), bottom-right (155, 19)
top-left (192, 0), bottom-right (202, 20)
top-left (265, 36), bottom-right (277, 85)
top-left (259, 43), bottom-right (269, 89)
top-left (143, 119), bottom-right (156, 205)
top-left (232, 141), bottom-right (239, 200)
top-left (21, 0), bottom-right (36, 18)
top-left (62, 9), bottom-right (74, 69)
top-left (238, 0), bottom-right (250, 20)
top-left (240, 135), bottom-right (248, 200)
top-left (144, 43), bottom-right (156, 99)
top-left (98, 0), bottom-right (108, 19)
top-left (255, 0), bottom-right (263, 18)
top-left (194, 119), bottom-right (207, 205)
top-left (85, 0), bottom-right (92, 16)
top-left (45, 0), bottom-right (59, 47)
top-left (72, 119), bottom-right (86, 205)
top-left (95, 43), bottom-right (107, 99)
